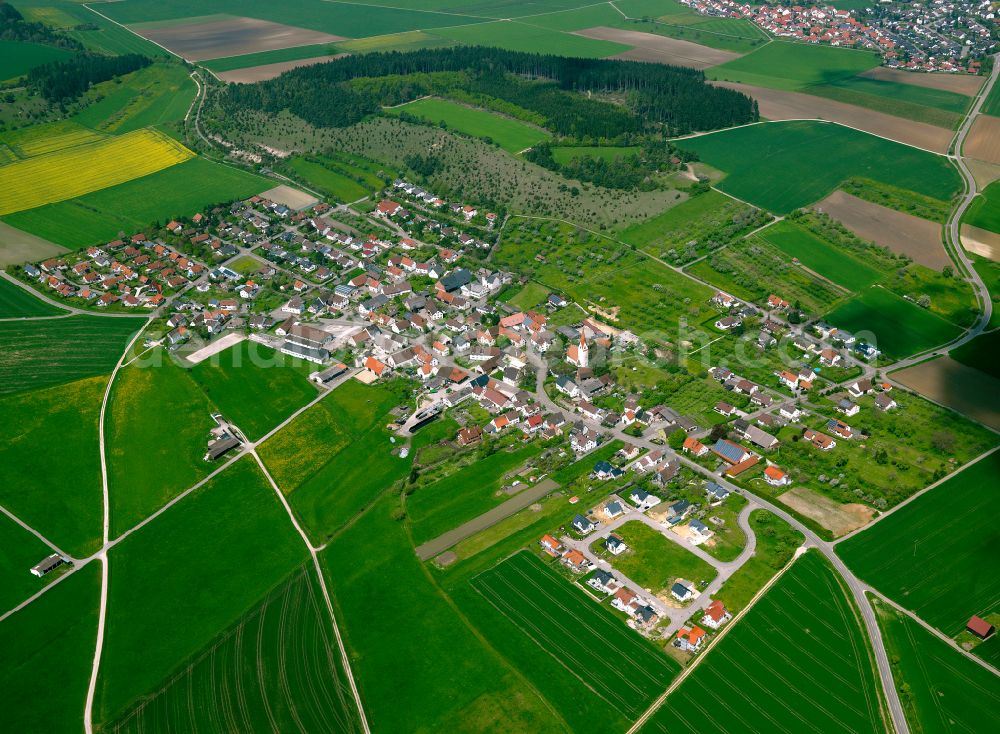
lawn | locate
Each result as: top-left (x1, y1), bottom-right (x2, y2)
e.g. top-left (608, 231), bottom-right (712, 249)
top-left (0, 277), bottom-right (65, 317)
top-left (873, 598), bottom-right (1000, 734)
top-left (320, 496), bottom-right (564, 733)
top-left (504, 281), bottom-right (550, 310)
top-left (950, 329), bottom-right (1000, 379)
top-left (94, 457), bottom-right (308, 725)
top-left (642, 551), bottom-right (886, 734)
top-left (471, 551), bottom-right (680, 721)
top-left (824, 286), bottom-right (963, 358)
top-left (188, 341), bottom-right (317, 441)
top-left (708, 40), bottom-right (881, 91)
top-left (758, 220), bottom-right (887, 292)
top-left (427, 20), bottom-right (631, 58)
top-left (0, 128), bottom-right (193, 215)
top-left (0, 315), bottom-right (141, 394)
top-left (838, 452), bottom-right (1000, 637)
top-left (714, 510), bottom-right (803, 612)
top-left (677, 120), bottom-right (961, 214)
top-left (0, 39), bottom-right (74, 81)
top-left (407, 443), bottom-right (545, 545)
top-left (107, 350), bottom-right (220, 535)
top-left (0, 509), bottom-right (56, 612)
top-left (0, 563), bottom-right (99, 734)
top-left (596, 520), bottom-right (717, 594)
top-left (2, 157), bottom-right (271, 249)
top-left (964, 179), bottom-right (1000, 235)
top-left (387, 97), bottom-right (551, 154)
top-left (106, 567), bottom-right (361, 733)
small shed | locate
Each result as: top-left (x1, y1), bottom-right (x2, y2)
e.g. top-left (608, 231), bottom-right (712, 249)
top-left (967, 616), bottom-right (995, 640)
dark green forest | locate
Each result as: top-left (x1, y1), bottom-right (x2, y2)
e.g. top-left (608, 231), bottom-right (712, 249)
top-left (26, 53), bottom-right (150, 103)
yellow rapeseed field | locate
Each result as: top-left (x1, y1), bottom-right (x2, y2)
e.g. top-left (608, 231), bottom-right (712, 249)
top-left (0, 128), bottom-right (194, 215)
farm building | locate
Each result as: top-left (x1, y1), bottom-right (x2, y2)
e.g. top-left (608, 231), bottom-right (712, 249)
top-left (30, 553), bottom-right (67, 578)
top-left (967, 616), bottom-right (995, 640)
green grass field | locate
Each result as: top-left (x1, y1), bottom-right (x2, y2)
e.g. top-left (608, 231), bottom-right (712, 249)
top-left (0, 562), bottom-right (99, 733)
top-left (387, 97), bottom-right (551, 154)
top-left (336, 30), bottom-right (456, 54)
top-left (708, 40), bottom-right (881, 91)
top-left (472, 551), bottom-right (680, 720)
top-left (807, 76), bottom-right (969, 128)
top-left (0, 39), bottom-right (74, 81)
top-left (873, 598), bottom-right (1000, 734)
top-left (0, 315), bottom-right (140, 395)
top-left (714, 510), bottom-right (804, 612)
top-left (286, 153), bottom-right (385, 203)
top-left (2, 157), bottom-right (270, 249)
top-left (759, 220), bottom-right (886, 291)
top-left (0, 510), bottom-right (56, 612)
top-left (107, 567), bottom-right (360, 733)
top-left (504, 281), bottom-right (550, 310)
top-left (0, 277), bottom-right (65, 317)
top-left (72, 63), bottom-right (196, 135)
top-left (950, 329), bottom-right (1000, 379)
top-left (551, 145), bottom-right (640, 164)
top-left (95, 457), bottom-right (308, 725)
top-left (427, 20), bottom-right (632, 58)
top-left (188, 342), bottom-right (317, 442)
top-left (202, 44), bottom-right (339, 72)
top-left (825, 286), bottom-right (963, 358)
top-left (597, 520), bottom-right (717, 593)
top-left (839, 452), bottom-right (1000, 636)
top-left (964, 179), bottom-right (1000, 235)
top-left (678, 120), bottom-right (960, 214)
top-left (643, 551), bottom-right (885, 734)
top-left (0, 376), bottom-right (105, 558)
top-left (107, 351), bottom-right (220, 535)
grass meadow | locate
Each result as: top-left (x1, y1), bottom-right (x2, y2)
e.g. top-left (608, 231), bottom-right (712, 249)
top-left (708, 40), bottom-right (881, 90)
top-left (678, 120), bottom-right (961, 213)
top-left (714, 510), bottom-right (804, 612)
top-left (809, 75), bottom-right (970, 128)
top-left (202, 44), bottom-right (339, 72)
top-left (643, 551), bottom-right (885, 734)
top-left (286, 153), bottom-right (386, 203)
top-left (0, 39), bottom-right (73, 81)
top-left (551, 145), bottom-right (640, 164)
top-left (0, 510), bottom-right (55, 612)
top-left (3, 157), bottom-right (271, 249)
top-left (0, 315), bottom-right (140, 395)
top-left (596, 520), bottom-right (717, 594)
top-left (759, 220), bottom-right (886, 292)
top-left (427, 21), bottom-right (631, 58)
top-left (0, 562), bottom-right (99, 734)
top-left (471, 551), bottom-right (680, 720)
top-left (0, 376), bottom-right (105, 558)
top-left (336, 30), bottom-right (456, 54)
top-left (0, 119), bottom-right (106, 159)
top-left (964, 179), bottom-right (1000, 235)
top-left (387, 97), bottom-right (551, 154)
top-left (95, 457), bottom-right (308, 725)
top-left (108, 567), bottom-right (361, 734)
top-left (874, 598), bottom-right (1000, 734)
top-left (72, 63), bottom-right (196, 135)
top-left (838, 452), bottom-right (1000, 636)
top-left (0, 277), bottom-right (65, 317)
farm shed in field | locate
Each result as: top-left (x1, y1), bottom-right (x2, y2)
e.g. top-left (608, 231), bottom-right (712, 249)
top-left (967, 616), bottom-right (995, 639)
top-left (30, 553), bottom-right (66, 577)
top-left (205, 436), bottom-right (240, 461)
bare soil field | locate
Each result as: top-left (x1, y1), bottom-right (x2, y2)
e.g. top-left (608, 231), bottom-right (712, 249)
top-left (965, 115), bottom-right (1000, 166)
top-left (0, 220), bottom-right (68, 266)
top-left (961, 223), bottom-right (1000, 261)
top-left (892, 357), bottom-right (1000, 431)
top-left (132, 17), bottom-right (345, 62)
top-left (216, 55), bottom-right (348, 83)
top-left (575, 26), bottom-right (739, 69)
top-left (779, 486), bottom-right (875, 536)
top-left (966, 158), bottom-right (1000, 189)
top-left (859, 67), bottom-right (985, 96)
top-left (714, 81), bottom-right (954, 153)
top-left (816, 190), bottom-right (949, 269)
top-left (260, 184), bottom-right (319, 210)
top-left (183, 332), bottom-right (246, 365)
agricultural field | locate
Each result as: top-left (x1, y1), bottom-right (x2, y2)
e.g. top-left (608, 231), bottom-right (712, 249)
top-left (608, 0), bottom-right (767, 54)
top-left (873, 598), bottom-right (1000, 734)
top-left (286, 153), bottom-right (390, 203)
top-left (596, 520), bottom-right (717, 594)
top-left (106, 350), bottom-right (220, 535)
top-left (678, 120), bottom-right (961, 214)
top-left (0, 563), bottom-right (100, 734)
top-left (0, 315), bottom-right (141, 395)
top-left (824, 286), bottom-right (963, 358)
top-left (187, 342), bottom-right (318, 442)
top-left (708, 40), bottom-right (881, 91)
top-left (471, 551), bottom-right (680, 721)
top-left (202, 43), bottom-right (340, 72)
top-left (0, 120), bottom-right (105, 159)
top-left (0, 510), bottom-right (56, 612)
top-left (838, 452), bottom-right (1000, 637)
top-left (0, 39), bottom-right (73, 81)
top-left (388, 97), bottom-right (551, 154)
top-left (950, 329), bottom-right (1000, 379)
top-left (891, 355), bottom-right (1000, 433)
top-left (0, 128), bottom-right (193, 216)
top-left (0, 376), bottom-right (105, 558)
top-left (3, 157), bottom-right (271, 249)
top-left (964, 179), bottom-right (1000, 235)
top-left (0, 276), bottom-right (65, 317)
top-left (18, 0), bottom-right (171, 57)
top-left (335, 30), bottom-right (456, 55)
top-left (108, 568), bottom-right (361, 734)
top-left (714, 510), bottom-right (804, 612)
top-left (642, 551), bottom-right (886, 734)
top-left (71, 63), bottom-right (197, 134)
top-left (427, 21), bottom-right (632, 58)
top-left (807, 75), bottom-right (969, 129)
top-left (94, 457), bottom-right (308, 725)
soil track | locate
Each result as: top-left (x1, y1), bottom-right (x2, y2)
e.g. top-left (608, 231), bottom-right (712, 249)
top-left (574, 26), bottom-right (738, 69)
top-left (859, 67), bottom-right (985, 96)
top-left (217, 55), bottom-right (349, 83)
top-left (892, 356), bottom-right (1000, 431)
top-left (713, 81), bottom-right (954, 153)
top-left (960, 223), bottom-right (1000, 260)
top-left (778, 486), bottom-right (875, 536)
top-left (965, 114), bottom-right (1000, 165)
top-left (133, 17), bottom-right (345, 62)
top-left (815, 190), bottom-right (950, 270)
top-left (260, 184), bottom-right (319, 210)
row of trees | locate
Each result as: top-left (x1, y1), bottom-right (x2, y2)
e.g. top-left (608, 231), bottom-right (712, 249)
top-left (0, 1), bottom-right (81, 50)
top-left (26, 53), bottom-right (150, 103)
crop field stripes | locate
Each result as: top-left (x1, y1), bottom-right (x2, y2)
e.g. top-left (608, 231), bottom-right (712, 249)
top-left (471, 551), bottom-right (677, 719)
top-left (108, 568), bottom-right (361, 734)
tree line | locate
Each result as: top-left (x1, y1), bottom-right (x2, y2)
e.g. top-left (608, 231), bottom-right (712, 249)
top-left (0, 1), bottom-right (82, 51)
top-left (219, 46), bottom-right (757, 136)
top-left (27, 53), bottom-right (150, 103)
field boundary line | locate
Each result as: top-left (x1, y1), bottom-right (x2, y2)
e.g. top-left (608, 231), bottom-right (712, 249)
top-left (251, 450), bottom-right (370, 734)
top-left (626, 546), bottom-right (806, 734)
top-left (834, 444), bottom-right (1000, 545)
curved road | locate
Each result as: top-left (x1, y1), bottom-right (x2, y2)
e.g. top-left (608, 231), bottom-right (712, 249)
top-left (0, 271), bottom-right (149, 319)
